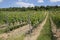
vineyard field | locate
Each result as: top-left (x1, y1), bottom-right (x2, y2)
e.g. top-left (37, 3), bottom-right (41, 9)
top-left (0, 9), bottom-right (60, 40)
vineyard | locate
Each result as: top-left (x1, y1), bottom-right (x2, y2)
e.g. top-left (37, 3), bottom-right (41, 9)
top-left (0, 9), bottom-right (60, 40)
top-left (50, 11), bottom-right (60, 28)
top-left (0, 11), bottom-right (46, 33)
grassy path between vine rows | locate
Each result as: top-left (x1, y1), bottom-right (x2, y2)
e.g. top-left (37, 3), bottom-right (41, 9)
top-left (24, 12), bottom-right (48, 40)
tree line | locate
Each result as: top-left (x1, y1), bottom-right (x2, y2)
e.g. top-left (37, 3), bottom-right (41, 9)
top-left (0, 6), bottom-right (60, 11)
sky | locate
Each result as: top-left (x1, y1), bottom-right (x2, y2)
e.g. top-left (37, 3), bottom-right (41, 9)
top-left (0, 0), bottom-right (60, 8)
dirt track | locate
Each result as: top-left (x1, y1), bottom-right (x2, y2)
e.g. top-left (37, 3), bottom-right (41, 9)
top-left (0, 24), bottom-right (31, 40)
top-left (50, 18), bottom-right (60, 40)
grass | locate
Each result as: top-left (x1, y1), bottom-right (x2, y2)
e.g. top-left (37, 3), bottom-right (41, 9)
top-left (37, 18), bottom-right (52, 40)
top-left (7, 34), bottom-right (25, 40)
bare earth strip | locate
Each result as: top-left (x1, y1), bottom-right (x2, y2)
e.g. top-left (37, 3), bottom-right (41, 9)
top-left (50, 18), bottom-right (60, 40)
top-left (0, 24), bottom-right (31, 40)
top-left (24, 13), bottom-right (48, 40)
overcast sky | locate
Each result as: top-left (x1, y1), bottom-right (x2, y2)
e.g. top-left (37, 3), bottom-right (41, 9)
top-left (0, 0), bottom-right (60, 8)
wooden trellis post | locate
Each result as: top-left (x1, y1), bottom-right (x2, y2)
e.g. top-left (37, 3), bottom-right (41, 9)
top-left (28, 13), bottom-right (32, 37)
